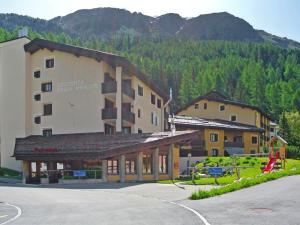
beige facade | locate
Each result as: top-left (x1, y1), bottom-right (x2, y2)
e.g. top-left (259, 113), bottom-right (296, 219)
top-left (177, 98), bottom-right (270, 147)
top-left (0, 38), bottom-right (168, 171)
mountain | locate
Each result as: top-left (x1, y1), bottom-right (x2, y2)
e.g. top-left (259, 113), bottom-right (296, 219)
top-left (0, 8), bottom-right (299, 48)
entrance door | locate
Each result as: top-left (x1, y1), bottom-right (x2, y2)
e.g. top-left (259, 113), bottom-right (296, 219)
top-left (29, 162), bottom-right (41, 184)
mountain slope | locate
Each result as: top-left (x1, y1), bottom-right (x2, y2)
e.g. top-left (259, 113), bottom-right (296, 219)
top-left (0, 8), bottom-right (299, 48)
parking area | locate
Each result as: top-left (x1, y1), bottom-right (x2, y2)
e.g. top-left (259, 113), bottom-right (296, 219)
top-left (0, 182), bottom-right (214, 225)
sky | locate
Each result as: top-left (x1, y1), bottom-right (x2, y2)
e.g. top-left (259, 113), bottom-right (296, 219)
top-left (0, 0), bottom-right (300, 42)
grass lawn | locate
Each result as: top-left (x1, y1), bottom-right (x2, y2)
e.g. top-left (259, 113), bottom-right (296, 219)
top-left (0, 167), bottom-right (22, 179)
top-left (158, 157), bottom-right (300, 185)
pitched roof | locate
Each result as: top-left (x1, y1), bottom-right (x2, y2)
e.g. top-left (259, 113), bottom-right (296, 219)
top-left (14, 130), bottom-right (200, 161)
top-left (24, 38), bottom-right (168, 101)
top-left (170, 115), bottom-right (264, 132)
top-left (176, 90), bottom-right (272, 120)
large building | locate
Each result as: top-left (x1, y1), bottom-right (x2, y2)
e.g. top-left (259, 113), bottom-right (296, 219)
top-left (175, 91), bottom-right (271, 161)
top-left (0, 37), bottom-right (197, 183)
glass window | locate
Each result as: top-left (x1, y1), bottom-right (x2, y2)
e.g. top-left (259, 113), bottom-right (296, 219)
top-left (43, 104), bottom-right (52, 116)
top-left (34, 116), bottom-right (41, 124)
top-left (194, 104), bottom-right (199, 109)
top-left (157, 99), bottom-right (161, 109)
top-left (41, 82), bottom-right (52, 92)
top-left (34, 70), bottom-right (40, 78)
top-left (159, 155), bottom-right (168, 174)
top-left (125, 160), bottom-right (136, 174)
top-left (43, 129), bottom-right (52, 137)
top-left (252, 136), bottom-right (258, 144)
top-left (138, 108), bottom-right (142, 118)
top-left (142, 153), bottom-right (152, 174)
top-left (138, 85), bottom-right (143, 96)
top-left (107, 160), bottom-right (118, 175)
top-left (210, 133), bottom-right (219, 142)
top-left (231, 115), bottom-right (237, 122)
top-left (212, 148), bottom-right (219, 157)
top-left (122, 127), bottom-right (131, 134)
top-left (34, 94), bottom-right (41, 101)
top-left (138, 129), bottom-right (143, 134)
top-left (219, 105), bottom-right (225, 111)
top-left (151, 93), bottom-right (156, 105)
top-left (250, 149), bottom-right (256, 154)
top-left (45, 58), bottom-right (54, 68)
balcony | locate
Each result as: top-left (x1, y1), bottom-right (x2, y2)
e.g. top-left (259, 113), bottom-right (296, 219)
top-left (102, 80), bottom-right (117, 94)
top-left (122, 83), bottom-right (135, 100)
top-left (122, 109), bottom-right (135, 124)
top-left (224, 141), bottom-right (244, 148)
top-left (102, 108), bottom-right (117, 120)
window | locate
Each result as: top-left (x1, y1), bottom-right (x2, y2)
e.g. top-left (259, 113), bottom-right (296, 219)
top-left (204, 103), bottom-right (207, 109)
top-left (41, 82), bottom-right (52, 92)
top-left (157, 99), bottom-right (161, 109)
top-left (107, 159), bottom-right (118, 175)
top-left (250, 149), bottom-right (256, 154)
top-left (138, 108), bottom-right (142, 118)
top-left (142, 153), bottom-right (152, 174)
top-left (138, 85), bottom-right (143, 96)
top-left (34, 116), bottom-right (41, 124)
top-left (219, 105), bottom-right (225, 111)
top-left (252, 136), bottom-right (258, 144)
top-left (138, 129), bottom-right (143, 134)
top-left (105, 124), bottom-right (115, 135)
top-left (34, 94), bottom-right (41, 101)
top-left (151, 93), bottom-right (156, 105)
top-left (159, 155), bottom-right (168, 174)
top-left (34, 70), bottom-right (40, 78)
top-left (155, 115), bottom-right (158, 126)
top-left (45, 58), bottom-right (54, 68)
top-left (43, 104), bottom-right (52, 116)
top-left (212, 148), bottom-right (219, 157)
top-left (194, 104), bottom-right (199, 109)
top-left (122, 127), bottom-right (131, 134)
top-left (231, 115), bottom-right (237, 122)
top-left (43, 129), bottom-right (52, 137)
top-left (125, 159), bottom-right (136, 174)
top-left (210, 133), bottom-right (219, 142)
top-left (151, 112), bottom-right (154, 125)
top-left (270, 128), bottom-right (274, 132)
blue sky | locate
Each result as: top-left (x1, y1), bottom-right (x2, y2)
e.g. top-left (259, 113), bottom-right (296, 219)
top-left (1, 0), bottom-right (300, 42)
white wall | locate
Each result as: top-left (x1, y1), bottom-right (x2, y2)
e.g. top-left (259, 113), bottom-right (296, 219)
top-left (0, 38), bottom-right (30, 170)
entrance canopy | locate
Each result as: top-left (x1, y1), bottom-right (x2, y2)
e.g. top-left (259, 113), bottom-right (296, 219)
top-left (14, 131), bottom-right (200, 161)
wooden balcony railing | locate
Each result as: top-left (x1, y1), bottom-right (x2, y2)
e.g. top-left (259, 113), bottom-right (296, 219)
top-left (122, 109), bottom-right (135, 124)
top-left (102, 81), bottom-right (117, 94)
top-left (102, 108), bottom-right (117, 120)
top-left (122, 83), bottom-right (135, 100)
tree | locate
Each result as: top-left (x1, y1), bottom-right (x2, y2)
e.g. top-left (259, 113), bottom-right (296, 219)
top-left (293, 89), bottom-right (300, 112)
top-left (279, 111), bottom-right (291, 142)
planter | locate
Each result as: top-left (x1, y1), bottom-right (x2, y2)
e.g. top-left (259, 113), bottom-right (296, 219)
top-left (40, 177), bottom-right (49, 184)
top-left (58, 178), bottom-right (103, 184)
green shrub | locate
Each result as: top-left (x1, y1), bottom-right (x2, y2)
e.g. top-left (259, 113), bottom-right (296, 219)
top-left (243, 160), bottom-right (249, 164)
top-left (287, 146), bottom-right (300, 159)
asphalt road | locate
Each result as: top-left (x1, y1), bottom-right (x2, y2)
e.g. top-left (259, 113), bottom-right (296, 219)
top-left (0, 176), bottom-right (299, 225)
top-left (0, 183), bottom-right (208, 225)
top-left (181, 175), bottom-right (300, 225)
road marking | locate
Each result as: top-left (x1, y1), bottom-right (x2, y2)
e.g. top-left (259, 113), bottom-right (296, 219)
top-left (0, 215), bottom-right (8, 219)
top-left (169, 201), bottom-right (211, 225)
top-left (0, 203), bottom-right (22, 225)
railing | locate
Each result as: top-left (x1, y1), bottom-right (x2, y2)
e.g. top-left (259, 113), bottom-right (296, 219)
top-left (224, 141), bottom-right (244, 148)
top-left (102, 108), bottom-right (117, 120)
top-left (122, 109), bottom-right (135, 124)
top-left (122, 83), bottom-right (135, 100)
top-left (102, 80), bottom-right (117, 94)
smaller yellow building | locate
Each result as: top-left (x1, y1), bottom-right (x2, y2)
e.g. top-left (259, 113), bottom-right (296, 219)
top-left (176, 91), bottom-right (272, 149)
top-left (172, 116), bottom-right (264, 157)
